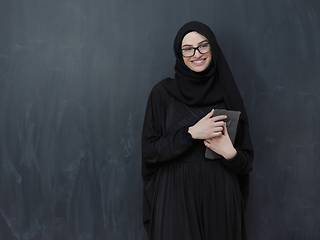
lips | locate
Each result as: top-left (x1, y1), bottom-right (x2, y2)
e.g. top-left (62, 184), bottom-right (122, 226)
top-left (191, 58), bottom-right (206, 66)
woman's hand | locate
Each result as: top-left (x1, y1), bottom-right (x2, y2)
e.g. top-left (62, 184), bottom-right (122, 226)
top-left (188, 109), bottom-right (227, 140)
top-left (204, 122), bottom-right (237, 160)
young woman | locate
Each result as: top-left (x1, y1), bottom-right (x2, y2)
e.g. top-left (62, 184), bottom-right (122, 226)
top-left (141, 21), bottom-right (254, 240)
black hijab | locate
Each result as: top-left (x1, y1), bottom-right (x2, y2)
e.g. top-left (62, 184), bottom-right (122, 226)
top-left (160, 21), bottom-right (249, 124)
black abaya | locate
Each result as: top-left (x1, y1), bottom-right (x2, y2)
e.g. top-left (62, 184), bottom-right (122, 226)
top-left (141, 84), bottom-right (253, 240)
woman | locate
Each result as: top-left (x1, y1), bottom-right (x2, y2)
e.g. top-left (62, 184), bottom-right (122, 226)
top-left (141, 21), bottom-right (254, 240)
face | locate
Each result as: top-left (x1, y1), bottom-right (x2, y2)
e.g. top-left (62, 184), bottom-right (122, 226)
top-left (181, 31), bottom-right (212, 72)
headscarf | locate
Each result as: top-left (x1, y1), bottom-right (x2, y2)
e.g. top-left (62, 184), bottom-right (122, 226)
top-left (160, 21), bottom-right (249, 124)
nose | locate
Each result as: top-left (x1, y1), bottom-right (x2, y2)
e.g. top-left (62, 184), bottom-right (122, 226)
top-left (194, 48), bottom-right (202, 57)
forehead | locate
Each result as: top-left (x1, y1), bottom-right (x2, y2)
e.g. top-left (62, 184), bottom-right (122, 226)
top-left (181, 31), bottom-right (208, 46)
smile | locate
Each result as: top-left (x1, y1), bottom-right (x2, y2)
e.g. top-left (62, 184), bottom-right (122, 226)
top-left (191, 58), bottom-right (206, 66)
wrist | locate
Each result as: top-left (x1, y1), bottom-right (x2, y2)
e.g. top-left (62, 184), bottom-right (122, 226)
top-left (223, 148), bottom-right (237, 160)
top-left (188, 126), bottom-right (197, 139)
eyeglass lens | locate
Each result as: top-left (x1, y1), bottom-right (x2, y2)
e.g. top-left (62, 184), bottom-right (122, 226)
top-left (182, 44), bottom-right (211, 57)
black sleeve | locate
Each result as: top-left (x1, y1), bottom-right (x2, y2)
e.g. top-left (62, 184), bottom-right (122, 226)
top-left (141, 85), bottom-right (195, 167)
top-left (141, 84), bottom-right (197, 234)
top-left (220, 119), bottom-right (254, 208)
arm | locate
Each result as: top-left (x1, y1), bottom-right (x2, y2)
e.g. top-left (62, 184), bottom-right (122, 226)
top-left (142, 87), bottom-right (229, 166)
top-left (204, 120), bottom-right (253, 174)
top-left (142, 124), bottom-right (194, 165)
top-left (141, 85), bottom-right (195, 166)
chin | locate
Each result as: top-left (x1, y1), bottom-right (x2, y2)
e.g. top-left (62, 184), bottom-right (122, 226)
top-left (190, 64), bottom-right (210, 72)
top-left (193, 66), bottom-right (208, 72)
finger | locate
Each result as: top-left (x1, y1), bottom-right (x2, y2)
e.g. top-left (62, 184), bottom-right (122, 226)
top-left (212, 115), bottom-right (227, 122)
top-left (214, 126), bottom-right (223, 132)
top-left (211, 131), bottom-right (222, 138)
top-left (213, 121), bottom-right (225, 127)
top-left (205, 109), bottom-right (215, 119)
top-left (223, 122), bottom-right (228, 136)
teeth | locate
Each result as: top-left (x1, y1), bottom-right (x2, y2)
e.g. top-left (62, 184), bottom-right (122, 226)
top-left (193, 60), bottom-right (204, 63)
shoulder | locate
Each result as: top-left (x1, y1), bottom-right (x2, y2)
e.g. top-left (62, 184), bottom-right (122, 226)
top-left (145, 79), bottom-right (175, 113)
top-left (148, 78), bottom-right (172, 100)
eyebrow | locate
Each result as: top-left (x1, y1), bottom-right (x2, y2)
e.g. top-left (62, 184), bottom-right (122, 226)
top-left (182, 40), bottom-right (209, 48)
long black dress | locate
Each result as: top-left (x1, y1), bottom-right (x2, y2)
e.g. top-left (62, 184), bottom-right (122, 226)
top-left (141, 83), bottom-right (253, 240)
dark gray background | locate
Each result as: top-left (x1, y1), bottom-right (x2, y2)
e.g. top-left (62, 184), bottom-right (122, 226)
top-left (0, 0), bottom-right (319, 239)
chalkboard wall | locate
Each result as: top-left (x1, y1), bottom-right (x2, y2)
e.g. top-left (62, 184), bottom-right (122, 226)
top-left (0, 0), bottom-right (319, 239)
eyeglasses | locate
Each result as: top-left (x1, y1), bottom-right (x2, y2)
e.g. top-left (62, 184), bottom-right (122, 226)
top-left (180, 43), bottom-right (211, 57)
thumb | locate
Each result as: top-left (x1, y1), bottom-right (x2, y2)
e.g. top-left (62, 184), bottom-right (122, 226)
top-left (223, 122), bottom-right (229, 136)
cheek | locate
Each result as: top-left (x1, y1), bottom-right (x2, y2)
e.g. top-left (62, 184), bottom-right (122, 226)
top-left (206, 53), bottom-right (212, 63)
top-left (204, 55), bottom-right (212, 68)
top-left (183, 57), bottom-right (189, 66)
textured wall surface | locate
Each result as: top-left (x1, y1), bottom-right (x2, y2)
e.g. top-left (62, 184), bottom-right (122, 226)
top-left (0, 0), bottom-right (319, 239)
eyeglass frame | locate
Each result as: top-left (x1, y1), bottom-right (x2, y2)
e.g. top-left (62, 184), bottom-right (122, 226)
top-left (180, 43), bottom-right (211, 57)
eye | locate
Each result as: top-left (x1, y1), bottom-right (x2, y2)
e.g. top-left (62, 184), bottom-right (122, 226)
top-left (199, 43), bottom-right (209, 49)
top-left (182, 47), bottom-right (193, 51)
